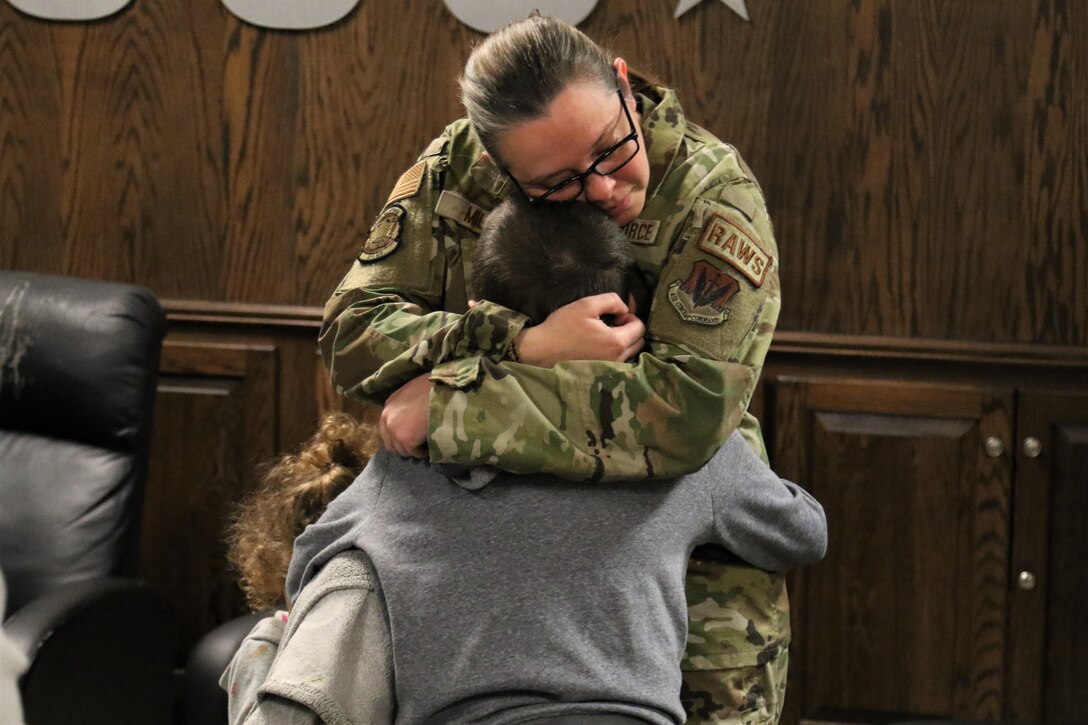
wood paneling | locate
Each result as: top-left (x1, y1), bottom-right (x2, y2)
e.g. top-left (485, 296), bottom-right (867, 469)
top-left (773, 378), bottom-right (1013, 723)
top-left (1, 0), bottom-right (1085, 345)
top-left (140, 340), bottom-right (278, 655)
top-left (1008, 391), bottom-right (1088, 724)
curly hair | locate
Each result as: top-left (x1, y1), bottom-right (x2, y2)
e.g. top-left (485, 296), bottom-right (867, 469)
top-left (226, 412), bottom-right (380, 611)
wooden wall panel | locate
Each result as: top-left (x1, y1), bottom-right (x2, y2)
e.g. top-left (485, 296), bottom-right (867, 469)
top-left (141, 340), bottom-right (278, 655)
top-left (1, 0), bottom-right (1085, 345)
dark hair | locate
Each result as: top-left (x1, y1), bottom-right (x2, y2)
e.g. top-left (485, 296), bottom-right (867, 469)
top-left (460, 15), bottom-right (618, 156)
top-left (472, 196), bottom-right (648, 325)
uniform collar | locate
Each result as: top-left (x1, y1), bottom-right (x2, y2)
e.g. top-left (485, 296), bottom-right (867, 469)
top-left (637, 86), bottom-right (686, 199)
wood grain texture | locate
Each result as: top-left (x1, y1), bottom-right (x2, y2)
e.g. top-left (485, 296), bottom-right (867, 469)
top-left (772, 378), bottom-right (1012, 722)
top-left (1009, 391), bottom-right (1088, 724)
top-left (142, 340), bottom-right (277, 655)
top-left (0, 0), bottom-right (1084, 344)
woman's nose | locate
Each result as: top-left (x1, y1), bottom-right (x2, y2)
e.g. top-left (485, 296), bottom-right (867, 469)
top-left (582, 173), bottom-right (616, 203)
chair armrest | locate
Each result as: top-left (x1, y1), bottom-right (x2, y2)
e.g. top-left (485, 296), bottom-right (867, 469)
top-left (4, 578), bottom-right (177, 725)
top-left (182, 611), bottom-right (269, 725)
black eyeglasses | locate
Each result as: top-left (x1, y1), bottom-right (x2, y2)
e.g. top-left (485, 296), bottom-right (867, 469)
top-left (506, 90), bottom-right (641, 205)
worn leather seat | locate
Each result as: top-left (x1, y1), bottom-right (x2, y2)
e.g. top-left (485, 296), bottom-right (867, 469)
top-left (0, 270), bottom-right (176, 724)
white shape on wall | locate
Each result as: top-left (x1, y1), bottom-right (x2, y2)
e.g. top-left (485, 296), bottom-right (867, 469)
top-left (220, 0), bottom-right (360, 30)
top-left (6, 0), bottom-right (131, 21)
top-left (444, 0), bottom-right (599, 33)
top-left (675, 0), bottom-right (749, 22)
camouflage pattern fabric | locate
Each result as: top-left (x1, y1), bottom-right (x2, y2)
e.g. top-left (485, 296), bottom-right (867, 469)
top-left (682, 642), bottom-right (790, 723)
top-left (319, 84), bottom-right (787, 722)
top-left (682, 558), bottom-right (790, 723)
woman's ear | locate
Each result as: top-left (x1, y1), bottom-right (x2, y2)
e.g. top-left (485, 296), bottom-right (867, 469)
top-left (613, 57), bottom-right (633, 102)
top-left (613, 57), bottom-right (629, 82)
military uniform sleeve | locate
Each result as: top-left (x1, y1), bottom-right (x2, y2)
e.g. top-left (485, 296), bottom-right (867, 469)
top-left (320, 135), bottom-right (529, 403)
top-left (427, 181), bottom-right (781, 482)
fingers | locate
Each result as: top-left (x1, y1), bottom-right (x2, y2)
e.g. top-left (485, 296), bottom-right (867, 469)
top-left (380, 419), bottom-right (422, 458)
top-left (579, 292), bottom-right (628, 317)
top-left (621, 337), bottom-right (645, 361)
top-left (378, 416), bottom-right (399, 456)
top-left (614, 315), bottom-right (645, 344)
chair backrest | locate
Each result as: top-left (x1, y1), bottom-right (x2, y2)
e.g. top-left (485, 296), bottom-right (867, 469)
top-left (0, 271), bottom-right (166, 615)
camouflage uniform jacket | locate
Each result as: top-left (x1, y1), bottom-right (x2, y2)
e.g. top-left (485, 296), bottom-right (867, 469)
top-left (320, 86), bottom-right (789, 675)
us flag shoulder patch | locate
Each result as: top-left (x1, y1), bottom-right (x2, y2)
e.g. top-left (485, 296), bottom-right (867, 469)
top-left (386, 160), bottom-right (426, 205)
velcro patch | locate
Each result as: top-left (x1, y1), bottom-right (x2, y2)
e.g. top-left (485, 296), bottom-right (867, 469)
top-left (435, 190), bottom-right (489, 234)
top-left (386, 160), bottom-right (426, 205)
top-left (697, 212), bottom-right (772, 287)
top-left (359, 205), bottom-right (404, 262)
top-left (667, 260), bottom-right (739, 326)
top-left (621, 218), bottom-right (660, 245)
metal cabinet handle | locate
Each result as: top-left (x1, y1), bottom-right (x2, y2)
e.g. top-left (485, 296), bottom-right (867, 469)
top-left (1022, 436), bottom-right (1042, 459)
top-left (984, 436), bottom-right (1004, 458)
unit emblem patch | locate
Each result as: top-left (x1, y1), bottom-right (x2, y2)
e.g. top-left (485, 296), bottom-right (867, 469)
top-left (697, 212), bottom-right (772, 286)
top-left (667, 260), bottom-right (740, 325)
top-left (386, 160), bottom-right (426, 205)
top-left (359, 205), bottom-right (404, 262)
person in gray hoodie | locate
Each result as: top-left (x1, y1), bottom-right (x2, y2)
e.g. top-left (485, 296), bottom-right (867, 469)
top-left (223, 199), bottom-right (827, 724)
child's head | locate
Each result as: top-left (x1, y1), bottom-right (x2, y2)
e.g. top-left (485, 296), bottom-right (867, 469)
top-left (226, 412), bottom-right (378, 610)
top-left (471, 195), bottom-right (649, 324)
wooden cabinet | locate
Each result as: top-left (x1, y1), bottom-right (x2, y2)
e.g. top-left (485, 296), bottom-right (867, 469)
top-left (769, 371), bottom-right (1088, 725)
top-left (1007, 391), bottom-right (1088, 724)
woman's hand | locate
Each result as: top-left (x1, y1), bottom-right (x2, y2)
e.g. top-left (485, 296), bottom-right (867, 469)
top-left (516, 293), bottom-right (644, 367)
top-left (379, 373), bottom-right (432, 458)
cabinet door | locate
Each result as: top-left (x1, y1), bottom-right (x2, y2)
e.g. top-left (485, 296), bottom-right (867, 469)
top-left (773, 378), bottom-right (1014, 724)
top-left (1008, 391), bottom-right (1088, 724)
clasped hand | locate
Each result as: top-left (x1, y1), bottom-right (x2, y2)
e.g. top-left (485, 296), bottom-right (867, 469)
top-left (379, 293), bottom-right (645, 458)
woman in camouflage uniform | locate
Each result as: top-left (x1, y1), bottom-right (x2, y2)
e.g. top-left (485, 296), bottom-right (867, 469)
top-left (321, 14), bottom-right (786, 723)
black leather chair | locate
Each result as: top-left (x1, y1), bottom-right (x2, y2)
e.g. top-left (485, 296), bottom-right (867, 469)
top-left (0, 271), bottom-right (176, 724)
top-left (182, 611), bottom-right (266, 725)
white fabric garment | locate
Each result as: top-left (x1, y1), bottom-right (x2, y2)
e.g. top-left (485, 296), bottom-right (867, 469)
top-left (0, 567), bottom-right (26, 725)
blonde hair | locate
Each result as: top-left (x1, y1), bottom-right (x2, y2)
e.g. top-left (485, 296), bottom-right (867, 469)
top-left (460, 14), bottom-right (617, 156)
top-left (226, 412), bottom-right (379, 611)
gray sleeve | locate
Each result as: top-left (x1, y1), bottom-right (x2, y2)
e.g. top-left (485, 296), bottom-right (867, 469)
top-left (702, 432), bottom-right (827, 571)
top-left (232, 550), bottom-right (395, 725)
top-left (221, 614), bottom-right (303, 725)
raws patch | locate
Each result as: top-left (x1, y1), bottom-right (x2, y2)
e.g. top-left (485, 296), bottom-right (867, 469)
top-left (696, 210), bottom-right (772, 287)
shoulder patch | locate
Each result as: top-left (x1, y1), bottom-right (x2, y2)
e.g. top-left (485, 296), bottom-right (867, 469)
top-left (667, 260), bottom-right (739, 326)
top-left (386, 160), bottom-right (426, 205)
top-left (697, 211), bottom-right (773, 287)
top-left (359, 205), bottom-right (404, 262)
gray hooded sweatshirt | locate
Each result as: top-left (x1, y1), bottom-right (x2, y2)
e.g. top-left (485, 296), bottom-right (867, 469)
top-left (285, 432), bottom-right (826, 724)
